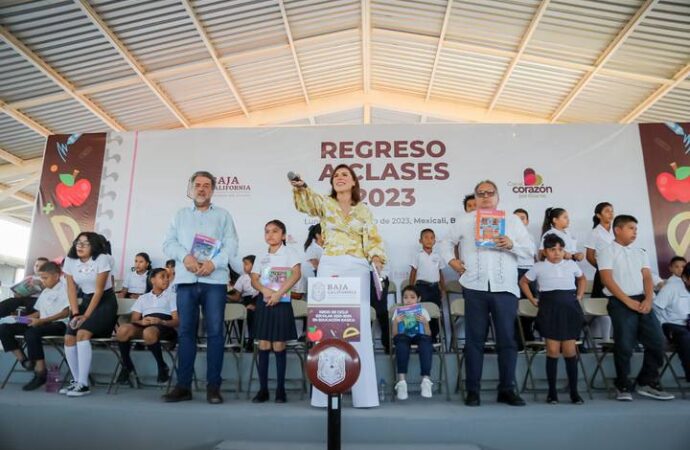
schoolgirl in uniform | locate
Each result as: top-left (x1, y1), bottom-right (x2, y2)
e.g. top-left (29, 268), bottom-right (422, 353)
top-left (520, 234), bottom-right (587, 405)
top-left (61, 232), bottom-right (118, 397)
top-left (540, 208), bottom-right (584, 262)
top-left (250, 220), bottom-right (302, 403)
top-left (121, 252), bottom-right (152, 299)
top-left (585, 202), bottom-right (614, 297)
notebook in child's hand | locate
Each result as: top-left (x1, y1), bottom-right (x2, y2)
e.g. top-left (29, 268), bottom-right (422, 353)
top-left (396, 304), bottom-right (424, 337)
top-left (260, 267), bottom-right (293, 303)
top-left (10, 276), bottom-right (43, 297)
top-left (0, 316), bottom-right (31, 325)
top-left (190, 234), bottom-right (222, 262)
top-left (475, 209), bottom-right (506, 248)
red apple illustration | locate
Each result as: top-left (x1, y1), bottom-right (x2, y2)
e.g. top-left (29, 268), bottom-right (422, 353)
top-left (656, 162), bottom-right (690, 203)
top-left (55, 170), bottom-right (92, 208)
top-left (307, 326), bottom-right (323, 342)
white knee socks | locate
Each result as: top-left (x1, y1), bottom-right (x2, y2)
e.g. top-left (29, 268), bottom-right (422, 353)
top-left (76, 341), bottom-right (92, 386)
top-left (65, 344), bottom-right (79, 382)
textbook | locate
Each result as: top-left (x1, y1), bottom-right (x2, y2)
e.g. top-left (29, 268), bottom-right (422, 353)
top-left (10, 276), bottom-right (43, 297)
top-left (395, 303), bottom-right (424, 337)
top-left (190, 233), bottom-right (222, 262)
top-left (0, 315), bottom-right (31, 325)
top-left (261, 267), bottom-right (293, 303)
top-left (475, 209), bottom-right (506, 248)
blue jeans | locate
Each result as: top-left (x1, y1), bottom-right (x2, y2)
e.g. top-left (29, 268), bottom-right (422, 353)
top-left (176, 283), bottom-right (227, 389)
top-left (463, 288), bottom-right (518, 392)
top-left (394, 334), bottom-right (433, 376)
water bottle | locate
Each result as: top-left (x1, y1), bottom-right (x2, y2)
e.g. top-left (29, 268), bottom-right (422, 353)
top-left (378, 378), bottom-right (387, 402)
top-left (45, 365), bottom-right (61, 393)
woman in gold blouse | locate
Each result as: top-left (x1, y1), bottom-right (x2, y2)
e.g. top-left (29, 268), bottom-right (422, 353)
top-left (291, 164), bottom-right (386, 408)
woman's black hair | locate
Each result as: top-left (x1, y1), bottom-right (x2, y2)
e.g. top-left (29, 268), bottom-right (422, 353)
top-left (541, 207), bottom-right (566, 236)
top-left (304, 223), bottom-right (322, 251)
top-left (147, 268), bottom-right (168, 292)
top-left (266, 219), bottom-right (287, 245)
top-left (67, 232), bottom-right (107, 260)
top-left (592, 202), bottom-right (613, 229)
top-left (135, 252), bottom-right (152, 272)
top-left (543, 233), bottom-right (566, 250)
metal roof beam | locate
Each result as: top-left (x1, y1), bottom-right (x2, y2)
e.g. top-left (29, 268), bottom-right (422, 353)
top-left (0, 25), bottom-right (125, 131)
top-left (0, 99), bottom-right (52, 137)
top-left (549, 0), bottom-right (659, 122)
top-left (488, 0), bottom-right (550, 112)
top-left (181, 0), bottom-right (250, 117)
top-left (362, 0), bottom-right (371, 94)
top-left (425, 0), bottom-right (454, 101)
top-left (0, 173), bottom-right (39, 204)
top-left (277, 0), bottom-right (310, 106)
top-left (621, 62), bottom-right (690, 123)
top-left (75, 0), bottom-right (190, 128)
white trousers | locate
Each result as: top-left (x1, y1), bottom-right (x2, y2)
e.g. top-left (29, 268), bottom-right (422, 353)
top-left (310, 255), bottom-right (379, 408)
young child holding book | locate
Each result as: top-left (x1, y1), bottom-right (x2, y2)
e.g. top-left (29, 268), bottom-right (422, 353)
top-left (0, 261), bottom-right (69, 391)
top-left (116, 268), bottom-right (178, 384)
top-left (519, 233), bottom-right (587, 404)
top-left (598, 215), bottom-right (673, 401)
top-left (540, 208), bottom-right (584, 262)
top-left (409, 228), bottom-right (446, 341)
top-left (121, 252), bottom-right (152, 299)
top-left (250, 220), bottom-right (302, 403)
top-left (392, 285), bottom-right (434, 400)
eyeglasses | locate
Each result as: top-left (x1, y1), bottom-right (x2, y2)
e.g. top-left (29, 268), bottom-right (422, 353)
top-left (475, 190), bottom-right (497, 198)
top-left (75, 241), bottom-right (91, 248)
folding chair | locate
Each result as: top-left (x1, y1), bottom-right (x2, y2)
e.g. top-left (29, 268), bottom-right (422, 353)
top-left (388, 302), bottom-right (450, 401)
top-left (660, 342), bottom-right (687, 398)
top-left (1, 335), bottom-right (26, 389)
top-left (247, 300), bottom-right (308, 400)
top-left (445, 280), bottom-right (464, 352)
top-left (517, 299), bottom-right (592, 400)
top-left (93, 299), bottom-right (134, 393)
top-left (196, 303), bottom-right (246, 398)
top-left (387, 280), bottom-right (398, 304)
top-left (581, 297), bottom-right (615, 394)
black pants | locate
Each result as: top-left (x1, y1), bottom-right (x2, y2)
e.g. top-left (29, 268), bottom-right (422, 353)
top-left (607, 295), bottom-right (664, 389)
top-left (370, 274), bottom-right (390, 352)
top-left (0, 297), bottom-right (38, 317)
top-left (414, 281), bottom-right (442, 341)
top-left (0, 321), bottom-right (66, 361)
top-left (662, 323), bottom-right (690, 381)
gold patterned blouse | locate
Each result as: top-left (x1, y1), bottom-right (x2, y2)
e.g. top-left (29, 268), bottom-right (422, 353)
top-left (293, 187), bottom-right (387, 264)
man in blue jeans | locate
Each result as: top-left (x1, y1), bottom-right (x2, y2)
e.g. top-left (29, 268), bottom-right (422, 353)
top-left (442, 180), bottom-right (533, 407)
top-left (162, 171), bottom-right (238, 404)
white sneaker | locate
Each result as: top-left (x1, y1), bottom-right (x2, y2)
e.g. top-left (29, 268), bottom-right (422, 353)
top-left (66, 383), bottom-right (91, 397)
top-left (421, 378), bottom-right (433, 398)
top-left (394, 380), bottom-right (408, 400)
top-left (636, 384), bottom-right (675, 401)
top-left (59, 380), bottom-right (79, 395)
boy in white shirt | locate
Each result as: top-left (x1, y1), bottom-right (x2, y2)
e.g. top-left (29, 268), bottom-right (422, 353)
top-left (409, 228), bottom-right (446, 341)
top-left (598, 215), bottom-right (673, 401)
top-left (654, 261), bottom-right (690, 382)
top-left (0, 261), bottom-right (69, 390)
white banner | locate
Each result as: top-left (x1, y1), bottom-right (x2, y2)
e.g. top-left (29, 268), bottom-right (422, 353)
top-left (95, 124), bottom-right (656, 285)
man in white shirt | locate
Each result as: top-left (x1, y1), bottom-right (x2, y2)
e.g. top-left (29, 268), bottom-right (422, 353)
top-left (653, 262), bottom-right (690, 382)
top-left (442, 180), bottom-right (533, 407)
top-left (598, 214), bottom-right (673, 402)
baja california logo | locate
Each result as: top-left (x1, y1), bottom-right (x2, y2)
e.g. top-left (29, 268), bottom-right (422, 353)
top-left (214, 175), bottom-right (252, 197)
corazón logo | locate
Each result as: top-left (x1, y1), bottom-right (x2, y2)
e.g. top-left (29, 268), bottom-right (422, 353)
top-left (508, 167), bottom-right (553, 197)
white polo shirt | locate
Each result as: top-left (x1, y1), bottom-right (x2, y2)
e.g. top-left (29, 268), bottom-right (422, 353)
top-left (441, 211), bottom-right (534, 297)
top-left (252, 244), bottom-right (302, 288)
top-left (525, 260), bottom-right (582, 292)
top-left (654, 276), bottom-right (690, 326)
top-left (411, 249), bottom-right (446, 283)
top-left (585, 224), bottom-right (615, 253)
top-left (131, 289), bottom-right (177, 317)
top-left (540, 227), bottom-right (578, 254)
top-left (123, 270), bottom-right (148, 294)
top-left (33, 279), bottom-right (70, 324)
top-left (234, 273), bottom-right (258, 298)
top-left (63, 254), bottom-right (113, 294)
top-left (597, 241), bottom-right (650, 297)
top-left (517, 233), bottom-right (537, 269)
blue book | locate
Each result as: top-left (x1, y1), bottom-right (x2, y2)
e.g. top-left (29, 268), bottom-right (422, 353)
top-left (395, 304), bottom-right (424, 337)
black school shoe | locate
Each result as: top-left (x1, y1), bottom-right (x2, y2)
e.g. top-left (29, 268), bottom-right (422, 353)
top-left (570, 392), bottom-right (584, 405)
top-left (22, 372), bottom-right (47, 391)
top-left (207, 385), bottom-right (224, 404)
top-left (497, 390), bottom-right (526, 406)
top-left (20, 359), bottom-right (35, 371)
top-left (117, 368), bottom-right (132, 385)
top-left (162, 386), bottom-right (192, 402)
top-left (252, 389), bottom-right (269, 403)
top-left (157, 365), bottom-right (170, 384)
top-left (275, 389), bottom-right (287, 403)
top-left (464, 391), bottom-right (480, 407)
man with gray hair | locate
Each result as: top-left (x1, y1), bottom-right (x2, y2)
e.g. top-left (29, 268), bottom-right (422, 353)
top-left (442, 180), bottom-right (532, 407)
top-left (162, 171), bottom-right (238, 404)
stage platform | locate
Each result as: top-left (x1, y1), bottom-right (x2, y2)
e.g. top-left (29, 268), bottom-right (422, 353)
top-left (1, 350), bottom-right (688, 450)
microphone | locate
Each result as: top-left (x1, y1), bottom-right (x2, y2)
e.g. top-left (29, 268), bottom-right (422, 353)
top-left (287, 171), bottom-right (307, 187)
